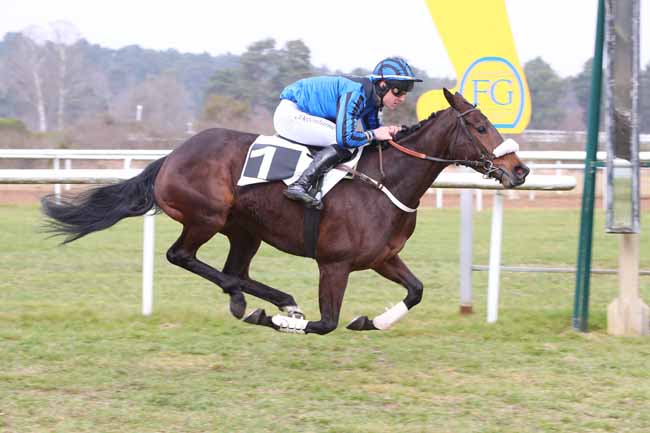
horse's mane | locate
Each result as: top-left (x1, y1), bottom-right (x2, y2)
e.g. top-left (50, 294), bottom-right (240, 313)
top-left (393, 111), bottom-right (439, 141)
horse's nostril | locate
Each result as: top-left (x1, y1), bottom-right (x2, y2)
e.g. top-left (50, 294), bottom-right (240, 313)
top-left (514, 164), bottom-right (530, 179)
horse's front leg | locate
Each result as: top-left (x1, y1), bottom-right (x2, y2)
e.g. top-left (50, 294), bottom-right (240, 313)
top-left (247, 262), bottom-right (350, 335)
top-left (302, 262), bottom-right (351, 335)
top-left (347, 254), bottom-right (423, 331)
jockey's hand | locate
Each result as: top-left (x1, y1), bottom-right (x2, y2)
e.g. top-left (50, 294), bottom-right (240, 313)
top-left (372, 125), bottom-right (401, 141)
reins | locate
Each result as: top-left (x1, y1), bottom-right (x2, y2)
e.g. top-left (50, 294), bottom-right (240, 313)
top-left (338, 106), bottom-right (503, 213)
top-left (386, 107), bottom-right (496, 173)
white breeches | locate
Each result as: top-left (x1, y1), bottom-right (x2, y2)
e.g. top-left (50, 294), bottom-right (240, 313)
top-left (273, 99), bottom-right (336, 147)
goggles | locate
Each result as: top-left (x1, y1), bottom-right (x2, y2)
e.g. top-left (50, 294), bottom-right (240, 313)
top-left (387, 80), bottom-right (414, 97)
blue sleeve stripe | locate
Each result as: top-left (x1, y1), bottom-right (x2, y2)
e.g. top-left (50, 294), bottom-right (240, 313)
top-left (336, 92), bottom-right (372, 148)
top-left (336, 93), bottom-right (352, 146)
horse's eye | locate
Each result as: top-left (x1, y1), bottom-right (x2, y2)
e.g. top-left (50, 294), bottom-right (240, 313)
top-left (477, 126), bottom-right (487, 134)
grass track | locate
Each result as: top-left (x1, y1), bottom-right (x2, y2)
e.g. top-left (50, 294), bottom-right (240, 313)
top-left (1, 204), bottom-right (649, 433)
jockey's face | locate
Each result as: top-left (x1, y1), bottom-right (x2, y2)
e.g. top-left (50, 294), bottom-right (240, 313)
top-left (380, 81), bottom-right (408, 110)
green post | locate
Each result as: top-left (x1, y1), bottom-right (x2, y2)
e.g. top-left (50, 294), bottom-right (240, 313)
top-left (573, 0), bottom-right (605, 332)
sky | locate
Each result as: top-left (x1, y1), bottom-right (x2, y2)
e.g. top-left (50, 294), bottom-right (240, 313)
top-left (1, 0), bottom-right (648, 79)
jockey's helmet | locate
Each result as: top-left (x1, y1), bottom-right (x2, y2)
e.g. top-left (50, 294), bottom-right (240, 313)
top-left (370, 57), bottom-right (422, 99)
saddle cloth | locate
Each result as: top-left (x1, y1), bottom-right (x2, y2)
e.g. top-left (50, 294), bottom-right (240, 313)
top-left (237, 135), bottom-right (362, 197)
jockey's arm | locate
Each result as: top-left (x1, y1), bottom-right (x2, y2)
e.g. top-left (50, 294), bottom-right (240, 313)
top-left (335, 92), bottom-right (376, 148)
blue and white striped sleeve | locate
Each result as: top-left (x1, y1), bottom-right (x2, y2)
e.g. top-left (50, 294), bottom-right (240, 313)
top-left (361, 110), bottom-right (381, 131)
top-left (335, 92), bottom-right (375, 148)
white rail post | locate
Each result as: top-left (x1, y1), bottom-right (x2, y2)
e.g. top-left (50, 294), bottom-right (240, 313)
top-left (64, 159), bottom-right (72, 191)
top-left (475, 189), bottom-right (483, 212)
top-left (601, 165), bottom-right (607, 210)
top-left (436, 189), bottom-right (443, 208)
top-left (459, 189), bottom-right (474, 314)
top-left (141, 210), bottom-right (155, 316)
top-left (53, 158), bottom-right (61, 201)
top-left (487, 190), bottom-right (504, 323)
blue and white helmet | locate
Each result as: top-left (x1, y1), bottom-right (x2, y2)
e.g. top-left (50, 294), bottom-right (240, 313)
top-left (370, 57), bottom-right (422, 97)
top-left (371, 57), bottom-right (422, 82)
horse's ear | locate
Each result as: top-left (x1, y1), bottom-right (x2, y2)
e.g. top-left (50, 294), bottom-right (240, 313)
top-left (454, 91), bottom-right (469, 104)
top-left (443, 88), bottom-right (455, 107)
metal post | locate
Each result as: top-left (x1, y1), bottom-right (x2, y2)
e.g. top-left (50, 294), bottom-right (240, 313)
top-left (459, 189), bottom-right (474, 314)
top-left (573, 0), bottom-right (605, 332)
top-left (487, 190), bottom-right (504, 323)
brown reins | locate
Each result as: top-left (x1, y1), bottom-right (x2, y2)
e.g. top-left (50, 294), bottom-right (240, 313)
top-left (386, 107), bottom-right (499, 175)
top-left (338, 107), bottom-right (502, 203)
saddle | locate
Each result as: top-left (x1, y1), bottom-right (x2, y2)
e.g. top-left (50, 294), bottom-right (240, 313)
top-left (237, 135), bottom-right (362, 198)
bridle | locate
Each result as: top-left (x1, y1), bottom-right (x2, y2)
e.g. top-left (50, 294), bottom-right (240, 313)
top-left (387, 107), bottom-right (500, 178)
top-left (338, 106), bottom-right (508, 210)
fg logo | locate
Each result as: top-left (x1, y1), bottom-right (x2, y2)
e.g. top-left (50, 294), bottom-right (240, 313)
top-left (416, 0), bottom-right (531, 133)
top-left (459, 57), bottom-right (527, 129)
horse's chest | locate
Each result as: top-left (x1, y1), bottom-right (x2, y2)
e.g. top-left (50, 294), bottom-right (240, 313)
top-left (369, 215), bottom-right (417, 258)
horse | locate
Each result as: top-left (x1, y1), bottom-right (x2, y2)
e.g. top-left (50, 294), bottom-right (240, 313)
top-left (42, 89), bottom-right (529, 335)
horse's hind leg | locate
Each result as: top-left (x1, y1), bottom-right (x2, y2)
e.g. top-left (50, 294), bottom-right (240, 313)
top-left (223, 229), bottom-right (304, 318)
top-left (166, 225), bottom-right (246, 319)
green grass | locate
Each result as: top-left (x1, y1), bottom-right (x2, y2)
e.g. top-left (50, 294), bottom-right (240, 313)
top-left (1, 204), bottom-right (649, 433)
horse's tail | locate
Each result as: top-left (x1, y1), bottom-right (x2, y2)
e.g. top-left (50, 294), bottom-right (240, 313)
top-left (41, 157), bottom-right (167, 244)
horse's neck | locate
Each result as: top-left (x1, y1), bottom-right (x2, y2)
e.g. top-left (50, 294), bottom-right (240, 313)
top-left (372, 114), bottom-right (454, 207)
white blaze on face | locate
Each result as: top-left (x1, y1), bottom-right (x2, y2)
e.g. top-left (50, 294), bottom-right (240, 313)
top-left (492, 138), bottom-right (520, 158)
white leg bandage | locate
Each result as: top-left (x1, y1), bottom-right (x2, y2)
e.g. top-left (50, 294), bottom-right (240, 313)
top-left (281, 305), bottom-right (305, 319)
top-left (372, 301), bottom-right (409, 330)
top-left (272, 314), bottom-right (308, 334)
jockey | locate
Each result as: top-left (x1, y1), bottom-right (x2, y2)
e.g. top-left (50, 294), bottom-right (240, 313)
top-left (273, 57), bottom-right (422, 208)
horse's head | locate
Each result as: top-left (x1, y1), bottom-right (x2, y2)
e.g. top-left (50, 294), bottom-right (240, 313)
top-left (442, 88), bottom-right (529, 188)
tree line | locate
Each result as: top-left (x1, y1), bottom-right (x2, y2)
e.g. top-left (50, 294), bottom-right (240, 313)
top-left (1, 26), bottom-right (649, 150)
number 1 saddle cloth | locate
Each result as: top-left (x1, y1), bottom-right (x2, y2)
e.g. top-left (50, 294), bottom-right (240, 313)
top-left (236, 135), bottom-right (363, 198)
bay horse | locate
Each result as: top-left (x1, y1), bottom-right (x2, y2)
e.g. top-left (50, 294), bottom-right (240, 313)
top-left (42, 89), bottom-right (529, 335)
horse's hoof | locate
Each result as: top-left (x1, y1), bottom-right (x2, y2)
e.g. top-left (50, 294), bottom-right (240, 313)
top-left (229, 292), bottom-right (247, 319)
top-left (346, 316), bottom-right (378, 331)
top-left (243, 308), bottom-right (266, 325)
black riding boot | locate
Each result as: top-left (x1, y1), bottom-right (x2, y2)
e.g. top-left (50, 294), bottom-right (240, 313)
top-left (284, 145), bottom-right (349, 208)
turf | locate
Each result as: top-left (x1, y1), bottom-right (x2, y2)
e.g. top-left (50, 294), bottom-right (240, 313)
top-left (1, 204), bottom-right (649, 433)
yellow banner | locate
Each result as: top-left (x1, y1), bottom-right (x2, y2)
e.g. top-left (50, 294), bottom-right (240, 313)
top-left (417, 0), bottom-right (531, 133)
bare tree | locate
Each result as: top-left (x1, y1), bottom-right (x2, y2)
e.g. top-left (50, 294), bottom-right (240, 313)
top-left (47, 21), bottom-right (81, 130)
top-left (3, 22), bottom-right (108, 132)
top-left (3, 32), bottom-right (49, 131)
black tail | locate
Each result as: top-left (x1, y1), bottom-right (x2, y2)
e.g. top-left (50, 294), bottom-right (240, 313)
top-left (41, 157), bottom-right (167, 244)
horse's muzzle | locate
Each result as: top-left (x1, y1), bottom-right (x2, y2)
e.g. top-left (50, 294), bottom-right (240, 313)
top-left (507, 163), bottom-right (530, 187)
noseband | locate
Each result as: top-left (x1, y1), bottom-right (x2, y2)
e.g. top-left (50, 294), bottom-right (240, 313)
top-left (453, 108), bottom-right (499, 176)
top-left (387, 107), bottom-right (499, 177)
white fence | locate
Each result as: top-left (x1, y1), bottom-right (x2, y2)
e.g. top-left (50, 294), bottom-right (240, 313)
top-left (523, 129), bottom-right (650, 145)
top-left (0, 158), bottom-right (576, 322)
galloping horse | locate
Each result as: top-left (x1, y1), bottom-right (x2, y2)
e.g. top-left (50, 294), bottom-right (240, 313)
top-left (42, 89), bottom-right (529, 335)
